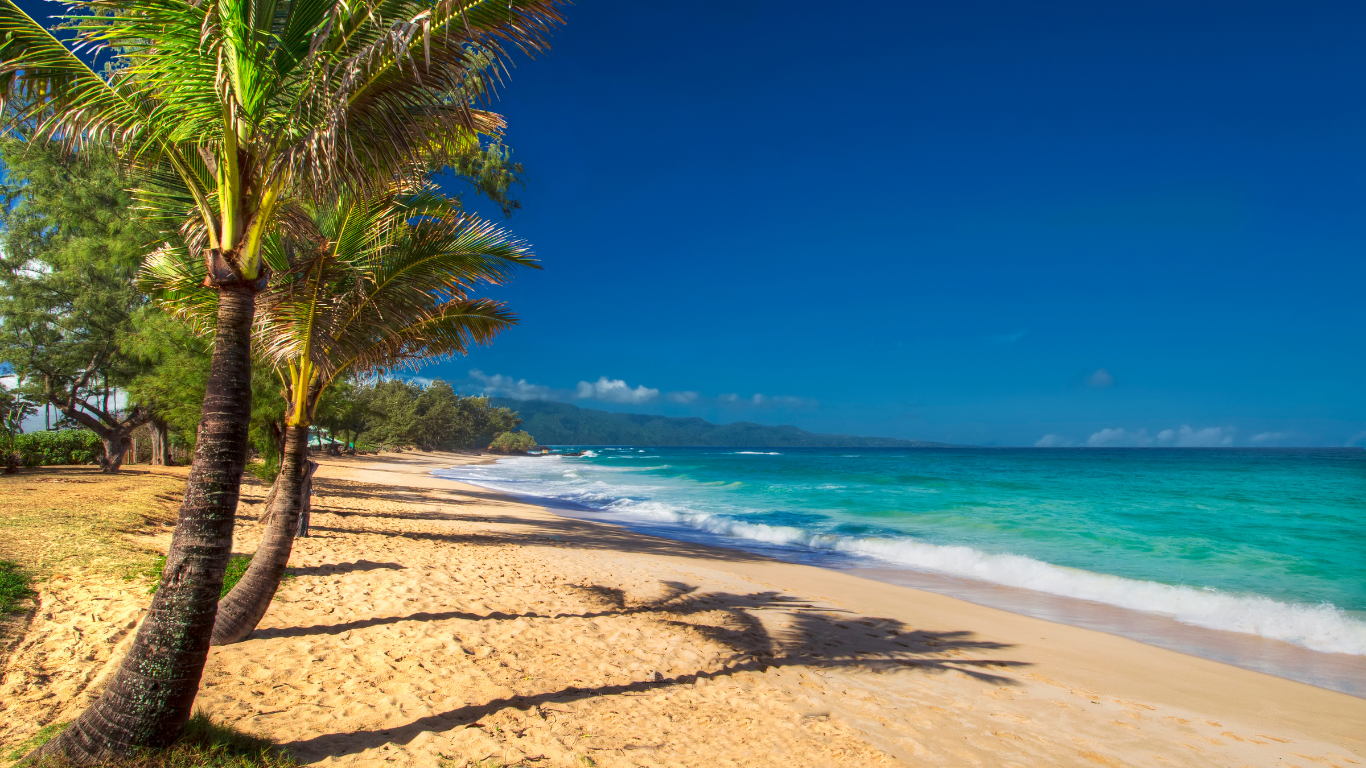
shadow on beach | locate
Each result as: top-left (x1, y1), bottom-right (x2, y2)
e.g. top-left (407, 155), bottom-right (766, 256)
top-left (273, 578), bottom-right (1027, 760)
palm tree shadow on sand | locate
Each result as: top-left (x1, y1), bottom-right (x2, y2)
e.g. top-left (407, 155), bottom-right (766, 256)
top-left (280, 580), bottom-right (1029, 761)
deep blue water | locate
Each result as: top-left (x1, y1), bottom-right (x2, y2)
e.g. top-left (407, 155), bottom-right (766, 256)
top-left (434, 447), bottom-right (1366, 656)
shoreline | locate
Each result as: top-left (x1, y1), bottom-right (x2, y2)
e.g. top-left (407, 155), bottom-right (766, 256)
top-left (434, 453), bottom-right (1366, 698)
top-left (320, 451), bottom-right (1366, 757)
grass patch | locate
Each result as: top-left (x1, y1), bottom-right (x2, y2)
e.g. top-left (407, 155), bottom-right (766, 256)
top-left (0, 560), bottom-right (34, 613)
top-left (10, 713), bottom-right (296, 767)
top-left (0, 467), bottom-right (186, 582)
top-left (4, 721), bottom-right (66, 762)
top-left (244, 459), bottom-right (279, 485)
top-left (144, 555), bottom-right (253, 598)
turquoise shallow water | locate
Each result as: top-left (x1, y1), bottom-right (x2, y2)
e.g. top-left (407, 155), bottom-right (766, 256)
top-left (434, 447), bottom-right (1366, 657)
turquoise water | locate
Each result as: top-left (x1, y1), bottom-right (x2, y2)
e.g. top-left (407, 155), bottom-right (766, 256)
top-left (434, 447), bottom-right (1366, 656)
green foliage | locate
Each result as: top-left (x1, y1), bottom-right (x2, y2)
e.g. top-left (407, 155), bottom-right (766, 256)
top-left (487, 430), bottom-right (538, 454)
top-left (121, 309), bottom-right (211, 449)
top-left (0, 559), bottom-right (34, 613)
top-left (1, 379), bottom-right (36, 470)
top-left (10, 713), bottom-right (296, 766)
top-left (12, 430), bottom-right (103, 466)
top-left (313, 379), bottom-right (373, 450)
top-left (1, 378), bottom-right (36, 436)
top-left (360, 379), bottom-right (519, 451)
top-left (145, 555), bottom-right (252, 599)
top-left (245, 459), bottom-right (280, 484)
top-left (0, 142), bottom-right (157, 432)
top-left (221, 557), bottom-right (251, 597)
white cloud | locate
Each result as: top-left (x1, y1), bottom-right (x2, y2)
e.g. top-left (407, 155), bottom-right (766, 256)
top-left (772, 395), bottom-right (818, 409)
top-left (719, 393), bottom-right (740, 403)
top-left (1174, 425), bottom-right (1234, 447)
top-left (575, 376), bottom-right (659, 404)
top-left (990, 329), bottom-right (1028, 344)
top-left (1088, 425), bottom-right (1233, 447)
top-left (1035, 434), bottom-right (1073, 447)
top-left (1085, 368), bottom-right (1115, 389)
top-left (468, 370), bottom-right (556, 401)
top-left (1345, 431), bottom-right (1366, 447)
top-left (751, 394), bottom-right (768, 405)
top-left (666, 391), bottom-right (699, 404)
top-left (1087, 427), bottom-right (1126, 447)
top-left (1250, 431), bottom-right (1288, 445)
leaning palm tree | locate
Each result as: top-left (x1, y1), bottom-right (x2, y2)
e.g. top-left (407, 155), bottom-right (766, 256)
top-left (0, 0), bottom-right (562, 760)
top-left (146, 184), bottom-right (535, 645)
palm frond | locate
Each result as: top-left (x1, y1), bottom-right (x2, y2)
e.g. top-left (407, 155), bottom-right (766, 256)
top-left (240, 188), bottom-right (533, 411)
top-left (0, 0), bottom-right (148, 148)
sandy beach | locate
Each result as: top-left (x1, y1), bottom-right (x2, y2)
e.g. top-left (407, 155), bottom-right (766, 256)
top-left (4, 451), bottom-right (1364, 767)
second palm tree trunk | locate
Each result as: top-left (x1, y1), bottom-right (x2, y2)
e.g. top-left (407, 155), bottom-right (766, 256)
top-left (210, 424), bottom-right (310, 645)
top-left (36, 288), bottom-right (256, 763)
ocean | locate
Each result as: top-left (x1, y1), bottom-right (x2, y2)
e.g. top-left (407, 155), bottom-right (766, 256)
top-left (432, 447), bottom-right (1366, 692)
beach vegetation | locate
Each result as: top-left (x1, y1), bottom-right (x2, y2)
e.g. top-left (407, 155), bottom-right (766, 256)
top-left (9, 713), bottom-right (296, 767)
top-left (0, 143), bottom-right (159, 472)
top-left (488, 430), bottom-right (540, 454)
top-left (9, 429), bottom-right (103, 467)
top-left (0, 467), bottom-right (181, 582)
top-left (359, 380), bottom-right (523, 452)
top-left (1, 378), bottom-right (37, 471)
top-left (0, 0), bottom-right (562, 756)
top-left (0, 558), bottom-right (34, 613)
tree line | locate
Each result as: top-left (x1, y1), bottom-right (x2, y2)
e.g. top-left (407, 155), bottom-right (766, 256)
top-left (0, 0), bottom-right (566, 761)
top-left (0, 147), bottom-right (532, 474)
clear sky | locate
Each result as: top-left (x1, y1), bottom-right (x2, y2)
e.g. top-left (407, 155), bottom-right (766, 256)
top-left (429, 0), bottom-right (1365, 447)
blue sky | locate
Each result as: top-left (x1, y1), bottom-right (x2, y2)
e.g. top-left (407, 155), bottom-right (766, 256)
top-left (11, 0), bottom-right (1362, 446)
top-left (427, 0), bottom-right (1366, 447)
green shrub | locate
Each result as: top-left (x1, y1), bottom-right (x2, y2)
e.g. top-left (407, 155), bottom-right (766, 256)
top-left (0, 559), bottom-right (34, 613)
top-left (487, 430), bottom-right (538, 455)
top-left (12, 430), bottom-right (103, 467)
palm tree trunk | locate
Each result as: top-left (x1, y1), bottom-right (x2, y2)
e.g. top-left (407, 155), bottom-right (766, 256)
top-left (210, 423), bottom-right (308, 645)
top-left (296, 459), bottom-right (317, 538)
top-left (36, 288), bottom-right (256, 764)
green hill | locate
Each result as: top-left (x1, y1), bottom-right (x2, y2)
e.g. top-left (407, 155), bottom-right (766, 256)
top-left (491, 399), bottom-right (944, 447)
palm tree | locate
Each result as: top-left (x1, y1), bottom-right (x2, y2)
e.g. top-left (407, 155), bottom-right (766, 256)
top-left (0, 1), bottom-right (562, 760)
top-left (146, 184), bottom-right (534, 644)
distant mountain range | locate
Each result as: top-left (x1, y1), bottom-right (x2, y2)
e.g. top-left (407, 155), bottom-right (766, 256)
top-left (491, 398), bottom-right (944, 447)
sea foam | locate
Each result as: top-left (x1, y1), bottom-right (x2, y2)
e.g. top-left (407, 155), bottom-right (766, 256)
top-left (639, 506), bottom-right (1366, 655)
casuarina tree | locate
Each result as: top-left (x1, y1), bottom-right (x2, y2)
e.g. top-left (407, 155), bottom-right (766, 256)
top-left (0, 0), bottom-right (563, 760)
top-left (0, 143), bottom-right (157, 471)
top-left (147, 184), bottom-right (534, 643)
